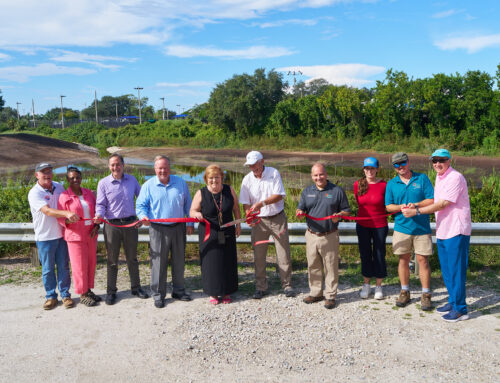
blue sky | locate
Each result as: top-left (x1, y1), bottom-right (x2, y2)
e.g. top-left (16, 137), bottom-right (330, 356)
top-left (0, 0), bottom-right (499, 115)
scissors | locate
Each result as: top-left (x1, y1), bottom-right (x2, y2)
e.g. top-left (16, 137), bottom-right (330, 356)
top-left (220, 210), bottom-right (261, 228)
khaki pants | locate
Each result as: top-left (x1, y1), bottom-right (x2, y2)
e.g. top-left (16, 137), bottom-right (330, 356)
top-left (251, 211), bottom-right (292, 291)
top-left (305, 230), bottom-right (339, 299)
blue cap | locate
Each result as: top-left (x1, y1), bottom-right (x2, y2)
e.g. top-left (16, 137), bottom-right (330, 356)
top-left (431, 149), bottom-right (451, 159)
top-left (363, 157), bottom-right (379, 168)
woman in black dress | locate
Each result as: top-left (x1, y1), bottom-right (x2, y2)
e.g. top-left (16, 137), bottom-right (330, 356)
top-left (190, 164), bottom-right (241, 304)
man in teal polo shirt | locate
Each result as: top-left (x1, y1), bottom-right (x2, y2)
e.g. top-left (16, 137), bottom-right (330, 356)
top-left (385, 152), bottom-right (434, 310)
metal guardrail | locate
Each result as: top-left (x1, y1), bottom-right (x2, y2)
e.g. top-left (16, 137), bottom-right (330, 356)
top-left (0, 222), bottom-right (499, 245)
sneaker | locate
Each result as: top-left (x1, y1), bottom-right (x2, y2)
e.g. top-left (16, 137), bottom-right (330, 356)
top-left (302, 295), bottom-right (325, 304)
top-left (360, 284), bottom-right (370, 299)
top-left (154, 299), bottom-right (165, 309)
top-left (284, 287), bottom-right (296, 298)
top-left (374, 286), bottom-right (384, 300)
top-left (442, 310), bottom-right (469, 322)
top-left (62, 297), bottom-right (75, 309)
top-left (396, 290), bottom-right (410, 307)
top-left (87, 290), bottom-right (102, 302)
top-left (421, 292), bottom-right (432, 311)
top-left (43, 298), bottom-right (58, 310)
top-left (252, 290), bottom-right (268, 300)
top-left (436, 303), bottom-right (453, 313)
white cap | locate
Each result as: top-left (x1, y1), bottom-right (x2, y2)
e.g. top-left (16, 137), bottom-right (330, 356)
top-left (244, 151), bottom-right (263, 166)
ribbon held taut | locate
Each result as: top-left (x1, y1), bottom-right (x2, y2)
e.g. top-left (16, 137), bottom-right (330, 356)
top-left (296, 212), bottom-right (396, 221)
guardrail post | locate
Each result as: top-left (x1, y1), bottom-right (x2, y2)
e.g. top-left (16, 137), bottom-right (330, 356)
top-left (30, 244), bottom-right (40, 266)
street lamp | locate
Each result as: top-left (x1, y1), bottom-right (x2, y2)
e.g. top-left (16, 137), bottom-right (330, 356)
top-left (134, 87), bottom-right (143, 124)
top-left (60, 95), bottom-right (66, 128)
top-left (16, 102), bottom-right (21, 122)
top-left (160, 97), bottom-right (166, 120)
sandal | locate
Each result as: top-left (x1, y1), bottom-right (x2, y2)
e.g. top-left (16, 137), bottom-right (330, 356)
top-left (80, 294), bottom-right (97, 307)
top-left (87, 290), bottom-right (102, 302)
top-left (209, 297), bottom-right (219, 305)
top-left (222, 295), bottom-right (232, 304)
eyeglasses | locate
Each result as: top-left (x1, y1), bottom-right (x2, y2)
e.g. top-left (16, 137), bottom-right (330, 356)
top-left (393, 161), bottom-right (407, 168)
top-left (431, 158), bottom-right (448, 164)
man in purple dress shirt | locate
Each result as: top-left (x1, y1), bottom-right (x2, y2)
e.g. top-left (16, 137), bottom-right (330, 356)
top-left (95, 154), bottom-right (148, 305)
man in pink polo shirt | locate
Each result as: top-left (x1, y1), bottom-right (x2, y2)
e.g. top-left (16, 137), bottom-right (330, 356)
top-left (402, 149), bottom-right (471, 322)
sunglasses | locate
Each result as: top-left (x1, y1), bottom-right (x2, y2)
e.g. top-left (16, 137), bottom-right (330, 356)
top-left (431, 158), bottom-right (448, 164)
top-left (393, 161), bottom-right (407, 168)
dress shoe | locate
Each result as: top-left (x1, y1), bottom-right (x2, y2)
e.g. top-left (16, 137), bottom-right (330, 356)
top-left (171, 292), bottom-right (192, 301)
top-left (154, 299), bottom-right (165, 308)
top-left (303, 295), bottom-right (325, 304)
top-left (324, 298), bottom-right (336, 309)
top-left (105, 293), bottom-right (117, 305)
top-left (131, 288), bottom-right (149, 299)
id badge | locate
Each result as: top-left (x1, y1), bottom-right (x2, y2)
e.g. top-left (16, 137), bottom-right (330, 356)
top-left (217, 230), bottom-right (226, 245)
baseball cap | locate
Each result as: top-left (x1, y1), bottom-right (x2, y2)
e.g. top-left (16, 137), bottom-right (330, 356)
top-left (363, 157), bottom-right (379, 168)
top-left (35, 162), bottom-right (53, 172)
top-left (391, 152), bottom-right (408, 165)
top-left (430, 149), bottom-right (451, 159)
top-left (244, 151), bottom-right (263, 166)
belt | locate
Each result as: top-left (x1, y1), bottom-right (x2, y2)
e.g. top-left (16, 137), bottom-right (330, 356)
top-left (307, 228), bottom-right (338, 237)
top-left (151, 222), bottom-right (180, 227)
top-left (261, 211), bottom-right (284, 219)
top-left (108, 216), bottom-right (137, 224)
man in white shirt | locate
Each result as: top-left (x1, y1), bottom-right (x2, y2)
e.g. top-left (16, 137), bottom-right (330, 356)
top-left (239, 151), bottom-right (295, 299)
top-left (28, 162), bottom-right (79, 310)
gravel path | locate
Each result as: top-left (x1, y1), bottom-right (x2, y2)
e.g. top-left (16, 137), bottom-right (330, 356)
top-left (0, 270), bottom-right (498, 382)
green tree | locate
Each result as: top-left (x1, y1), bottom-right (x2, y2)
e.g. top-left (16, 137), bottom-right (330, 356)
top-left (0, 89), bottom-right (5, 112)
top-left (206, 68), bottom-right (285, 136)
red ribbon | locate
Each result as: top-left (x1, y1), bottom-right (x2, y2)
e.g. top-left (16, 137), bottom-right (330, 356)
top-left (296, 212), bottom-right (396, 221)
top-left (82, 217), bottom-right (211, 242)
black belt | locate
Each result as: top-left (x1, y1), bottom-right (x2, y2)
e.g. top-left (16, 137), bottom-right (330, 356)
top-left (307, 228), bottom-right (338, 237)
top-left (108, 216), bottom-right (137, 224)
top-left (261, 210), bottom-right (284, 219)
top-left (151, 222), bottom-right (180, 228)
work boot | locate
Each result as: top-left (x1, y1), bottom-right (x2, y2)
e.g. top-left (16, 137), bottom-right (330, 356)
top-left (421, 292), bottom-right (432, 311)
top-left (396, 290), bottom-right (410, 307)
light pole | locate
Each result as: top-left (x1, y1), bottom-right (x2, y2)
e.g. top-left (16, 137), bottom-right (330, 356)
top-left (160, 97), bottom-right (166, 120)
top-left (32, 99), bottom-right (36, 128)
top-left (94, 90), bottom-right (98, 123)
top-left (134, 87), bottom-right (143, 124)
top-left (60, 95), bottom-right (66, 128)
top-left (16, 102), bottom-right (21, 122)
top-left (177, 104), bottom-right (180, 115)
top-left (115, 102), bottom-right (118, 119)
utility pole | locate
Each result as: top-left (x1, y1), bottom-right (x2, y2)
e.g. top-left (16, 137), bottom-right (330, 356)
top-left (287, 70), bottom-right (303, 96)
top-left (134, 87), bottom-right (143, 124)
top-left (16, 102), bottom-right (21, 122)
top-left (60, 95), bottom-right (66, 128)
top-left (32, 99), bottom-right (36, 128)
top-left (160, 97), bottom-right (165, 120)
top-left (177, 104), bottom-right (180, 115)
top-left (115, 102), bottom-right (118, 119)
top-left (94, 90), bottom-right (98, 123)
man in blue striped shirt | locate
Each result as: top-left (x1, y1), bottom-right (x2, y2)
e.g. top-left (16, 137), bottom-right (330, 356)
top-left (136, 155), bottom-right (194, 308)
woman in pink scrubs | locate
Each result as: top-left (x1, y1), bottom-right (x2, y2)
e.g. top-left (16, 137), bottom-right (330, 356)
top-left (58, 167), bottom-right (100, 306)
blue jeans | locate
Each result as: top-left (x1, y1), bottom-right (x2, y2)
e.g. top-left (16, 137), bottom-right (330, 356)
top-left (36, 238), bottom-right (71, 299)
top-left (437, 235), bottom-right (470, 314)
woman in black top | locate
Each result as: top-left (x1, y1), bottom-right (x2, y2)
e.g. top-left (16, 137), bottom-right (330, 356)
top-left (190, 164), bottom-right (241, 304)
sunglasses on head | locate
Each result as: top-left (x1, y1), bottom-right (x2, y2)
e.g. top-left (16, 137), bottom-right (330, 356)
top-left (431, 158), bottom-right (448, 164)
top-left (393, 161), bottom-right (407, 168)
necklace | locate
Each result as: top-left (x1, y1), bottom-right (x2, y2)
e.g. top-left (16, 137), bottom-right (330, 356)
top-left (210, 187), bottom-right (223, 226)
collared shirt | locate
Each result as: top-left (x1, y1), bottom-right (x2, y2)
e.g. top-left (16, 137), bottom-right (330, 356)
top-left (28, 181), bottom-right (65, 241)
top-left (136, 175), bottom-right (193, 226)
top-left (297, 181), bottom-right (350, 232)
top-left (385, 171), bottom-right (434, 235)
top-left (96, 173), bottom-right (141, 219)
top-left (434, 166), bottom-right (471, 239)
top-left (239, 166), bottom-right (286, 217)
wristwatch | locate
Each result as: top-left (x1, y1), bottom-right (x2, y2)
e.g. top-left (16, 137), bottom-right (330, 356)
top-left (416, 207), bottom-right (421, 216)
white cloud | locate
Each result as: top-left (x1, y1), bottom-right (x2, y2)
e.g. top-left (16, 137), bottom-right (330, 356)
top-left (432, 9), bottom-right (461, 19)
top-left (0, 63), bottom-right (95, 82)
top-left (164, 45), bottom-right (295, 59)
top-left (49, 50), bottom-right (137, 70)
top-left (251, 18), bottom-right (319, 28)
top-left (278, 64), bottom-right (385, 87)
top-left (156, 81), bottom-right (214, 88)
top-left (0, 53), bottom-right (11, 62)
top-left (434, 34), bottom-right (500, 53)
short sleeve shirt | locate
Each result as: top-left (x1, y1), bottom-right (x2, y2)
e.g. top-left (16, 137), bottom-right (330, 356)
top-left (28, 181), bottom-right (65, 241)
top-left (297, 181), bottom-right (350, 232)
top-left (239, 167), bottom-right (286, 217)
top-left (434, 167), bottom-right (471, 239)
top-left (385, 171), bottom-right (434, 235)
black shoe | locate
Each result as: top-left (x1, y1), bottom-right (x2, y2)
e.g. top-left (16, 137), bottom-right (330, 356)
top-left (171, 292), bottom-right (192, 301)
top-left (105, 293), bottom-right (116, 305)
top-left (87, 290), bottom-right (102, 302)
top-left (131, 288), bottom-right (149, 299)
top-left (154, 299), bottom-right (165, 308)
top-left (284, 287), bottom-right (296, 297)
top-left (253, 290), bottom-right (268, 300)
